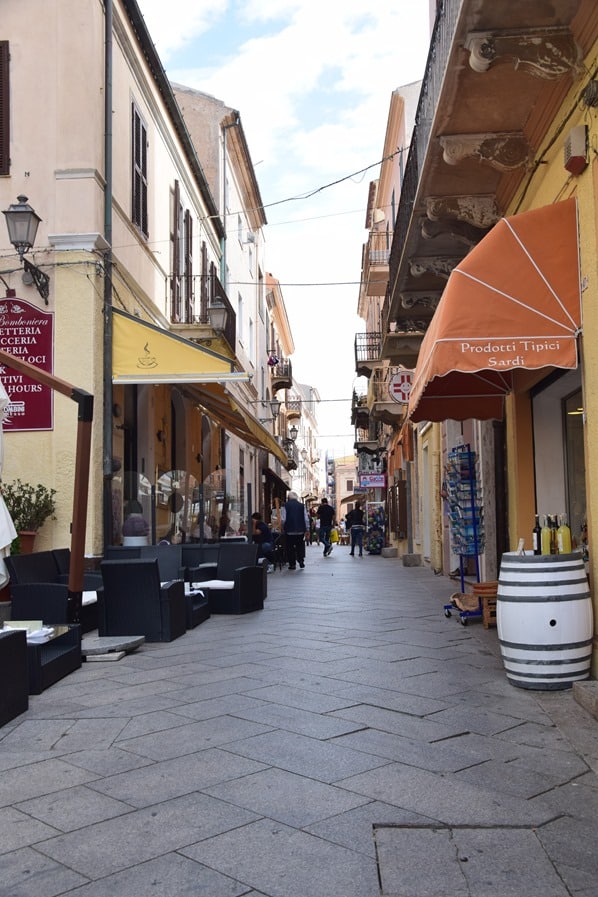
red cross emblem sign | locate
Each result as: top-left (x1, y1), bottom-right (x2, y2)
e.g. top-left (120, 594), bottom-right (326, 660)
top-left (388, 370), bottom-right (413, 404)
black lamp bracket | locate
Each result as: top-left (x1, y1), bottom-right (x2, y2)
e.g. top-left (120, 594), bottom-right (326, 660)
top-left (23, 258), bottom-right (50, 304)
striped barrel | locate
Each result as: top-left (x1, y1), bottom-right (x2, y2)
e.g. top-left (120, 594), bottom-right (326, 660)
top-left (497, 551), bottom-right (593, 690)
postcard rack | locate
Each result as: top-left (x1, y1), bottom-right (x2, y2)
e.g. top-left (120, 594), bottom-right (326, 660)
top-left (443, 444), bottom-right (484, 624)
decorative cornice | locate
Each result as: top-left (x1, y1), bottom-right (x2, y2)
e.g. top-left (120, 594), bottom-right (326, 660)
top-left (465, 28), bottom-right (580, 80)
top-left (421, 217), bottom-right (491, 247)
top-left (426, 195), bottom-right (500, 229)
top-left (409, 257), bottom-right (462, 279)
top-left (439, 133), bottom-right (530, 171)
top-left (399, 291), bottom-right (442, 311)
top-left (390, 321), bottom-right (429, 334)
top-left (48, 233), bottom-right (111, 252)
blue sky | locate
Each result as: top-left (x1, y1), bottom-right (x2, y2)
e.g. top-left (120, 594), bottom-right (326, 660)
top-left (136, 0), bottom-right (432, 457)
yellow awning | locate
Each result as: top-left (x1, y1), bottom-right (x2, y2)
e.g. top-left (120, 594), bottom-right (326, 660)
top-left (193, 383), bottom-right (289, 466)
top-left (112, 308), bottom-right (245, 384)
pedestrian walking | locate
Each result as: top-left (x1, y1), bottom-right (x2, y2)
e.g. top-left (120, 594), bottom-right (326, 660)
top-left (317, 496), bottom-right (335, 557)
top-left (346, 501), bottom-right (365, 556)
top-left (281, 491), bottom-right (310, 570)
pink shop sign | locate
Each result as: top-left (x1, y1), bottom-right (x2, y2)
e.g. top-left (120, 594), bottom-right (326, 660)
top-left (0, 297), bottom-right (53, 431)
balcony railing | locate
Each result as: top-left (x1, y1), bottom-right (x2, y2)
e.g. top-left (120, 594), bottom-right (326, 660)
top-left (370, 248), bottom-right (390, 265)
top-left (270, 360), bottom-right (292, 391)
top-left (166, 271), bottom-right (236, 350)
top-left (355, 332), bottom-right (382, 363)
top-left (282, 439), bottom-right (299, 471)
top-left (285, 399), bottom-right (302, 419)
top-left (351, 390), bottom-right (369, 427)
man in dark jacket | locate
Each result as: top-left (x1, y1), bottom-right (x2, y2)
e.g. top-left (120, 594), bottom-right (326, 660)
top-left (346, 501), bottom-right (365, 557)
top-left (317, 497), bottom-right (335, 557)
top-left (281, 491), bottom-right (309, 570)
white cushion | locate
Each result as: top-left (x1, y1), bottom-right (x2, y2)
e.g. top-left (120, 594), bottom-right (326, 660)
top-left (195, 579), bottom-right (234, 590)
top-left (184, 584), bottom-right (205, 596)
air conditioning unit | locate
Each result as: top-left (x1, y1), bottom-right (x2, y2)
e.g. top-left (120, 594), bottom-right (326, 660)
top-left (564, 125), bottom-right (588, 176)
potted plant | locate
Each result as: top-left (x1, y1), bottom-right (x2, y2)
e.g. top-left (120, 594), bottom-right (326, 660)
top-left (1, 479), bottom-right (57, 553)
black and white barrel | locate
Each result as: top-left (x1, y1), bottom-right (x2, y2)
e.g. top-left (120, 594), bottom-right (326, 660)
top-left (497, 551), bottom-right (593, 690)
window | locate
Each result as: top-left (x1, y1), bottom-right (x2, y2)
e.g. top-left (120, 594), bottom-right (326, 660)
top-left (132, 103), bottom-right (148, 237)
top-left (0, 42), bottom-right (9, 175)
top-left (237, 293), bottom-right (244, 343)
top-left (347, 479), bottom-right (353, 492)
top-left (170, 181), bottom-right (182, 321)
top-left (184, 209), bottom-right (193, 320)
top-left (248, 317), bottom-right (254, 364)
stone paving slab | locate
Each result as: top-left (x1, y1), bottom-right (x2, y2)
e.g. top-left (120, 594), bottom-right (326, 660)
top-left (15, 783), bottom-right (131, 832)
top-left (204, 766), bottom-right (370, 827)
top-left (36, 792), bottom-right (261, 879)
top-left (374, 825), bottom-right (571, 896)
top-left (337, 762), bottom-right (559, 826)
top-left (85, 748), bottom-right (266, 808)
top-left (59, 852), bottom-right (250, 897)
top-left (182, 817), bottom-right (382, 897)
top-left (0, 846), bottom-right (88, 896)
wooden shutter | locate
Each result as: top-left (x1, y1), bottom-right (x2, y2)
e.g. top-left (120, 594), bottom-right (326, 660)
top-left (131, 104), bottom-right (148, 237)
top-left (184, 209), bottom-right (193, 321)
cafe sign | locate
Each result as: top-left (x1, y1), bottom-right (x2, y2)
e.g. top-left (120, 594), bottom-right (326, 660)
top-left (0, 297), bottom-right (53, 431)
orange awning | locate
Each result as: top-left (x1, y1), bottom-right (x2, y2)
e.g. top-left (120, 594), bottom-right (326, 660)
top-left (408, 198), bottom-right (581, 422)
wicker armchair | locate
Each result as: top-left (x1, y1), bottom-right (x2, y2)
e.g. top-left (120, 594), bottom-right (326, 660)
top-left (98, 558), bottom-right (186, 642)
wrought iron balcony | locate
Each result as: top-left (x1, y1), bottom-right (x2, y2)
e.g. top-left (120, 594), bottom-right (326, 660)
top-left (282, 439), bottom-right (299, 471)
top-left (270, 359), bottom-right (292, 392)
top-left (354, 332), bottom-right (382, 378)
top-left (167, 271), bottom-right (236, 352)
top-left (361, 233), bottom-right (390, 299)
top-left (285, 399), bottom-right (302, 420)
top-left (351, 390), bottom-right (369, 428)
top-left (354, 423), bottom-right (382, 455)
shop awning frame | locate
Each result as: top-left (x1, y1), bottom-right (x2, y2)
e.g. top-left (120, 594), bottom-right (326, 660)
top-left (408, 198), bottom-right (582, 422)
top-left (192, 383), bottom-right (289, 467)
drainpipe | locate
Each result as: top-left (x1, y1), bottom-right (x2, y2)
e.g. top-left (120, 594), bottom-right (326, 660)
top-left (102, 0), bottom-right (114, 549)
top-left (220, 113), bottom-right (240, 287)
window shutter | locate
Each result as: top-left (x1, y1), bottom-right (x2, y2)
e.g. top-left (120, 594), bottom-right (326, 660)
top-left (131, 104), bottom-right (148, 237)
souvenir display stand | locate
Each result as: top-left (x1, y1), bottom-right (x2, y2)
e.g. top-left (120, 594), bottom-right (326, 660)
top-left (366, 502), bottom-right (385, 555)
top-left (443, 445), bottom-right (485, 624)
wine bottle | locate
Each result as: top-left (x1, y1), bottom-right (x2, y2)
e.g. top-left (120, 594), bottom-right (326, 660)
top-left (550, 514), bottom-right (558, 554)
top-left (540, 515), bottom-right (552, 555)
top-left (532, 515), bottom-right (541, 555)
top-left (557, 514), bottom-right (572, 554)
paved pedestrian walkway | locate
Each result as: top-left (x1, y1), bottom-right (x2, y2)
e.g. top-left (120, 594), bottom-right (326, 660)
top-left (1, 544), bottom-right (597, 896)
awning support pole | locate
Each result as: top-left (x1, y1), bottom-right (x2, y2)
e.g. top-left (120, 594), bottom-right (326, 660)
top-left (0, 350), bottom-right (93, 624)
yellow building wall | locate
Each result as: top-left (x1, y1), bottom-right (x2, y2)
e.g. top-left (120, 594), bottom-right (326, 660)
top-left (502, 38), bottom-right (598, 672)
top-left (1, 252), bottom-right (105, 555)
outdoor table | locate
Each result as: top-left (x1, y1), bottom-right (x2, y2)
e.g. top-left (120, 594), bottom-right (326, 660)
top-left (26, 623), bottom-right (81, 694)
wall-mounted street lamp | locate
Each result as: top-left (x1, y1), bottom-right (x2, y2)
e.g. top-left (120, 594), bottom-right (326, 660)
top-left (208, 299), bottom-right (228, 333)
top-left (289, 424), bottom-right (298, 442)
top-left (300, 448), bottom-right (308, 461)
top-left (259, 398), bottom-right (281, 424)
top-left (2, 195), bottom-right (50, 303)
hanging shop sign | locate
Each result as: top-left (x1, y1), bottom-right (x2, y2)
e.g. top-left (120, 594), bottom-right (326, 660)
top-left (0, 297), bottom-right (53, 431)
top-left (360, 473), bottom-right (386, 488)
top-left (388, 370), bottom-right (413, 404)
